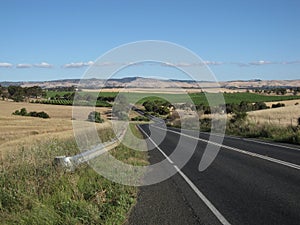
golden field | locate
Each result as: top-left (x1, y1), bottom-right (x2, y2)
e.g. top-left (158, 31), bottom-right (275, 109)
top-left (248, 100), bottom-right (300, 126)
top-left (0, 101), bottom-right (111, 156)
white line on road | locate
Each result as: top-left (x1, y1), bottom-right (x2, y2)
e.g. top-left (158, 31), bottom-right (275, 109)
top-left (240, 138), bottom-right (300, 152)
top-left (138, 126), bottom-right (174, 164)
top-left (138, 125), bottom-right (231, 225)
top-left (152, 125), bottom-right (300, 171)
top-left (171, 126), bottom-right (300, 152)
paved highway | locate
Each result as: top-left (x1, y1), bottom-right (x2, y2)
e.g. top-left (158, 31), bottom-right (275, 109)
top-left (125, 123), bottom-right (300, 225)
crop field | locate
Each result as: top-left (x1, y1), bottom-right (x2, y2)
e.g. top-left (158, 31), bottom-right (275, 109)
top-left (46, 91), bottom-right (300, 106)
top-left (0, 101), bottom-right (111, 154)
top-left (33, 99), bottom-right (112, 107)
top-left (248, 100), bottom-right (300, 127)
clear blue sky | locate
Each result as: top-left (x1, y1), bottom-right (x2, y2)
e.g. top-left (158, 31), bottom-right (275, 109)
top-left (0, 0), bottom-right (299, 81)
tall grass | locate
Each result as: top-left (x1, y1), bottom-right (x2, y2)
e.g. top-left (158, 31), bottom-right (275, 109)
top-left (0, 125), bottom-right (148, 224)
top-left (226, 117), bottom-right (300, 145)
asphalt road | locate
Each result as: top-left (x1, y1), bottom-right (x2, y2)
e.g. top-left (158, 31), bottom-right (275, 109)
top-left (125, 123), bottom-right (300, 225)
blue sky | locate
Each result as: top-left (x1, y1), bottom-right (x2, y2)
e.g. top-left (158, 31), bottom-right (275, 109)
top-left (0, 0), bottom-right (299, 81)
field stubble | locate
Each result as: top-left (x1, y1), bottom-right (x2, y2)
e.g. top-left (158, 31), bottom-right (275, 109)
top-left (248, 100), bottom-right (300, 126)
top-left (0, 101), bottom-right (111, 155)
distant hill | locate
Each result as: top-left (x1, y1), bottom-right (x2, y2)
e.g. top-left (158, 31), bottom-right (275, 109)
top-left (1, 77), bottom-right (300, 89)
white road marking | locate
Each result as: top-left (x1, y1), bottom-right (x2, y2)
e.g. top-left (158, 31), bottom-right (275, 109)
top-left (138, 126), bottom-right (174, 164)
top-left (173, 126), bottom-right (300, 151)
top-left (198, 131), bottom-right (300, 151)
top-left (152, 125), bottom-right (300, 171)
top-left (138, 125), bottom-right (231, 225)
top-left (240, 138), bottom-right (300, 151)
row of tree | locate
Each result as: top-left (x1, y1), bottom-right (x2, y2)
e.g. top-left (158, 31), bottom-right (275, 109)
top-left (0, 85), bottom-right (45, 102)
top-left (49, 93), bottom-right (116, 103)
top-left (252, 87), bottom-right (300, 96)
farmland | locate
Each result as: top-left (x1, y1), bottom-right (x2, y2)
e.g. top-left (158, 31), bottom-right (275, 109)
top-left (0, 101), bottom-right (112, 154)
top-left (45, 90), bottom-right (300, 106)
top-left (248, 100), bottom-right (300, 126)
top-left (1, 89), bottom-right (300, 224)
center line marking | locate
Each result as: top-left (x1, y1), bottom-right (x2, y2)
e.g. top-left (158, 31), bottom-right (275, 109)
top-left (152, 125), bottom-right (300, 171)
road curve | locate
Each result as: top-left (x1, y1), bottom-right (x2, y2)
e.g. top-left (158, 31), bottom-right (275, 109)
top-left (125, 124), bottom-right (300, 225)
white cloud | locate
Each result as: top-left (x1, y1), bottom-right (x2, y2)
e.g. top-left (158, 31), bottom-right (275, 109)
top-left (34, 62), bottom-right (53, 68)
top-left (0, 62), bottom-right (13, 68)
top-left (249, 60), bottom-right (275, 66)
top-left (63, 61), bottom-right (94, 68)
top-left (16, 63), bottom-right (32, 68)
top-left (160, 61), bottom-right (223, 67)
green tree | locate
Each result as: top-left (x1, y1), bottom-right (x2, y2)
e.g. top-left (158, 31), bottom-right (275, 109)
top-left (20, 108), bottom-right (28, 116)
top-left (8, 86), bottom-right (24, 102)
top-left (88, 111), bottom-right (103, 123)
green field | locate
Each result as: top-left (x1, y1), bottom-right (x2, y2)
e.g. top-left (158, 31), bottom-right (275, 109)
top-left (46, 91), bottom-right (300, 106)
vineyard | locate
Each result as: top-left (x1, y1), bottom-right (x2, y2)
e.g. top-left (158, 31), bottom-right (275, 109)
top-left (43, 91), bottom-right (300, 107)
top-left (32, 99), bottom-right (112, 107)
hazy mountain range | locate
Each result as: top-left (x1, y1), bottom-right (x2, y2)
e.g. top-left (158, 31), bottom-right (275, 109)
top-left (1, 77), bottom-right (300, 89)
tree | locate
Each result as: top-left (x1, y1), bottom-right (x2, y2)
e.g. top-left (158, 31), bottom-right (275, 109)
top-left (88, 111), bottom-right (103, 123)
top-left (8, 86), bottom-right (24, 102)
top-left (253, 102), bottom-right (268, 110)
top-left (142, 99), bottom-right (172, 116)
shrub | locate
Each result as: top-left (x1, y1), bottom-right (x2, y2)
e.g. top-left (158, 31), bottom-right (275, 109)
top-left (12, 108), bottom-right (50, 119)
top-left (20, 108), bottom-right (28, 116)
top-left (230, 111), bottom-right (247, 123)
top-left (88, 111), bottom-right (103, 123)
top-left (253, 102), bottom-right (268, 110)
top-left (271, 103), bottom-right (285, 108)
top-left (36, 111), bottom-right (50, 119)
top-left (131, 116), bottom-right (150, 122)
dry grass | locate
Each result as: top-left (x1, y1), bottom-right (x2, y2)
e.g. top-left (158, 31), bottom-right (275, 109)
top-left (248, 100), bottom-right (300, 126)
top-left (0, 100), bottom-right (112, 156)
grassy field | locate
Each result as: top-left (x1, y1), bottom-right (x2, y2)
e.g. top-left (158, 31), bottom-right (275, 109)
top-left (0, 127), bottom-right (147, 224)
top-left (0, 100), bottom-right (149, 224)
top-left (248, 100), bottom-right (300, 126)
top-left (0, 101), bottom-right (111, 154)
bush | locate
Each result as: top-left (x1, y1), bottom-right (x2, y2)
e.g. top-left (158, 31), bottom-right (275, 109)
top-left (12, 108), bottom-right (50, 119)
top-left (253, 102), bottom-right (268, 110)
top-left (142, 99), bottom-right (171, 115)
top-left (271, 103), bottom-right (285, 108)
top-left (230, 111), bottom-right (247, 123)
top-left (131, 116), bottom-right (150, 122)
top-left (20, 108), bottom-right (28, 116)
top-left (37, 111), bottom-right (50, 119)
top-left (88, 111), bottom-right (103, 123)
